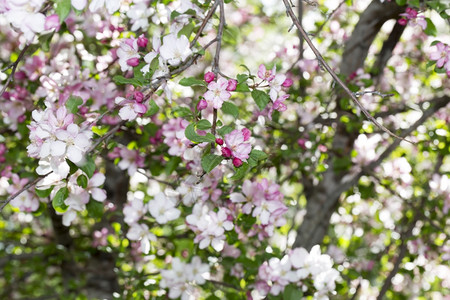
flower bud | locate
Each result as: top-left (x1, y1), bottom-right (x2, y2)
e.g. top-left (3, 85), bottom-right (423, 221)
top-left (398, 18), bottom-right (408, 26)
top-left (221, 147), bottom-right (232, 158)
top-left (282, 78), bottom-right (293, 87)
top-left (127, 57), bottom-right (140, 67)
top-left (226, 79), bottom-right (238, 91)
top-left (297, 138), bottom-right (306, 149)
top-left (242, 128), bottom-right (251, 141)
top-left (232, 157), bottom-right (243, 168)
top-left (137, 35), bottom-right (148, 48)
top-left (197, 99), bottom-right (208, 111)
top-left (204, 71), bottom-right (215, 83)
top-left (215, 138), bottom-right (224, 145)
top-left (134, 91), bottom-right (144, 103)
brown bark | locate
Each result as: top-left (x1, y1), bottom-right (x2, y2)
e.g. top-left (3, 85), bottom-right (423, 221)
top-left (294, 0), bottom-right (406, 250)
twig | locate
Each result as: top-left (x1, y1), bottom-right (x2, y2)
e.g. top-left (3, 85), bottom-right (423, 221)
top-left (87, 121), bottom-right (125, 153)
top-left (313, 0), bottom-right (346, 36)
top-left (354, 90), bottom-right (394, 98)
top-left (0, 174), bottom-right (49, 211)
top-left (207, 279), bottom-right (242, 291)
top-left (190, 0), bottom-right (220, 48)
top-left (282, 0), bottom-right (412, 143)
top-left (0, 44), bottom-right (30, 97)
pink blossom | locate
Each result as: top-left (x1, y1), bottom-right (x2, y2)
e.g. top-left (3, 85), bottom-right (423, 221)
top-left (116, 38), bottom-right (140, 72)
top-left (197, 99), bottom-right (208, 111)
top-left (257, 64), bottom-right (275, 81)
top-left (117, 148), bottom-right (145, 176)
top-left (44, 14), bottom-right (60, 31)
top-left (429, 42), bottom-right (450, 69)
top-left (203, 77), bottom-right (231, 109)
top-left (226, 79), bottom-right (238, 91)
top-left (115, 97), bottom-right (148, 121)
top-left (224, 129), bottom-right (252, 161)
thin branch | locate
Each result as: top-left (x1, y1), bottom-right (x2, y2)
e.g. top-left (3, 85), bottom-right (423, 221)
top-left (87, 121), bottom-right (125, 153)
top-left (282, 0), bottom-right (411, 143)
top-left (354, 90), bottom-right (394, 98)
top-left (0, 44), bottom-right (30, 97)
top-left (190, 0), bottom-right (220, 47)
top-left (313, 0), bottom-right (346, 37)
top-left (0, 174), bottom-right (49, 211)
top-left (207, 279), bottom-right (242, 291)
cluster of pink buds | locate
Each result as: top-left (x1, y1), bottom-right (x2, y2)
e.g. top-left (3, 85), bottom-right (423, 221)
top-left (216, 128), bottom-right (252, 168)
top-left (398, 7), bottom-right (427, 30)
top-left (0, 144), bottom-right (6, 163)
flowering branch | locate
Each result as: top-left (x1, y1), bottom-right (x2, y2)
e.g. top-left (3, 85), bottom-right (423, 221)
top-left (282, 0), bottom-right (411, 143)
top-left (190, 0), bottom-right (220, 48)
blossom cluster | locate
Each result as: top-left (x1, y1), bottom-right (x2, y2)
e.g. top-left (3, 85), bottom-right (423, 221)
top-left (257, 64), bottom-right (292, 119)
top-left (115, 91), bottom-right (148, 121)
top-left (429, 42), bottom-right (450, 77)
top-left (202, 72), bottom-right (236, 109)
top-left (255, 245), bottom-right (340, 299)
top-left (160, 256), bottom-right (210, 299)
top-left (230, 178), bottom-right (288, 240)
top-left (27, 106), bottom-right (92, 178)
top-left (398, 7), bottom-right (427, 30)
top-left (218, 128), bottom-right (252, 168)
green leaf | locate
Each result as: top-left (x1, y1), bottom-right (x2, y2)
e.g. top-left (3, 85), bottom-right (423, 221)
top-left (55, 0), bottom-right (72, 22)
top-left (92, 126), bottom-right (109, 137)
top-left (39, 32), bottom-right (55, 52)
top-left (80, 156), bottom-right (96, 178)
top-left (249, 149), bottom-right (267, 161)
top-left (424, 18), bottom-right (437, 36)
top-left (35, 186), bottom-right (53, 198)
top-left (218, 125), bottom-right (233, 136)
top-left (251, 90), bottom-right (270, 111)
top-left (235, 83), bottom-right (250, 92)
top-left (395, 0), bottom-right (407, 5)
top-left (230, 162), bottom-right (249, 180)
top-left (86, 200), bottom-right (104, 218)
top-left (52, 187), bottom-right (69, 213)
top-left (172, 106), bottom-right (193, 118)
top-left (147, 100), bottom-right (159, 116)
top-left (221, 102), bottom-right (239, 118)
top-left (201, 154), bottom-right (224, 173)
top-left (165, 156), bottom-right (181, 175)
top-left (237, 74), bottom-right (249, 84)
top-left (77, 174), bottom-right (88, 189)
top-left (197, 119), bottom-right (212, 130)
top-left (179, 77), bottom-right (206, 87)
top-left (66, 96), bottom-right (83, 114)
top-left (185, 123), bottom-right (216, 143)
top-left (113, 75), bottom-right (144, 87)
top-left (283, 285), bottom-right (303, 300)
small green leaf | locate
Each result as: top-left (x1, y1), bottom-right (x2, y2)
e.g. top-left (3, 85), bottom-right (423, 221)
top-left (77, 174), bottom-right (88, 189)
top-left (283, 285), bottom-right (303, 300)
top-left (237, 74), bottom-right (249, 84)
top-left (55, 0), bottom-right (72, 22)
top-left (179, 77), bottom-right (206, 87)
top-left (197, 119), bottom-right (212, 130)
top-left (35, 186), bottom-right (53, 198)
top-left (230, 162), bottom-right (249, 180)
top-left (172, 106), bottom-right (193, 118)
top-left (251, 90), bottom-right (270, 111)
top-left (165, 156), bottom-right (181, 175)
top-left (66, 96), bottom-right (83, 114)
top-left (80, 156), bottom-right (96, 178)
top-left (424, 18), bottom-right (437, 36)
top-left (201, 154), bottom-right (224, 173)
top-left (52, 187), bottom-right (69, 213)
top-left (221, 102), bottom-right (239, 118)
top-left (147, 100), bottom-right (159, 116)
top-left (218, 125), bottom-right (233, 136)
top-left (92, 126), bottom-right (109, 137)
top-left (249, 149), bottom-right (268, 161)
top-left (235, 83), bottom-right (250, 92)
top-left (87, 200), bottom-right (104, 218)
top-left (185, 124), bottom-right (216, 143)
top-left (113, 75), bottom-right (144, 87)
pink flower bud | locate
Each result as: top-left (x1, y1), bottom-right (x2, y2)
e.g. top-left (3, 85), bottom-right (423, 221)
top-left (226, 79), bottom-right (238, 91)
top-left (134, 91), bottom-right (144, 103)
top-left (242, 128), bottom-right (251, 141)
top-left (79, 106), bottom-right (89, 115)
top-left (204, 71), bottom-right (215, 83)
top-left (137, 35), bottom-right (148, 48)
top-left (398, 18), bottom-right (408, 26)
top-left (17, 115), bottom-right (26, 123)
top-left (197, 99), bottom-right (208, 111)
top-left (232, 157), bottom-right (243, 168)
top-left (127, 57), bottom-right (140, 67)
top-left (282, 78), bottom-right (293, 87)
top-left (297, 138), bottom-right (306, 149)
top-left (215, 138), bottom-right (224, 145)
top-left (14, 71), bottom-right (26, 80)
top-left (221, 147), bottom-right (232, 158)
top-left (45, 14), bottom-right (60, 31)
